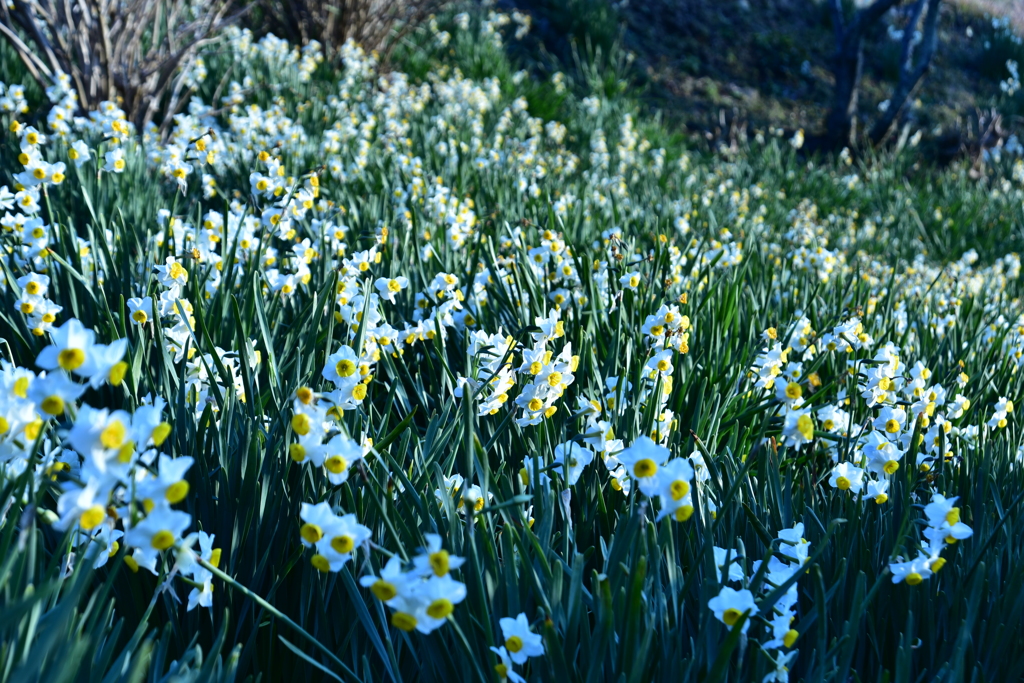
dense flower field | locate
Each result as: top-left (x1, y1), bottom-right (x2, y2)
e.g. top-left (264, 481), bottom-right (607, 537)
top-left (2, 7), bottom-right (1024, 682)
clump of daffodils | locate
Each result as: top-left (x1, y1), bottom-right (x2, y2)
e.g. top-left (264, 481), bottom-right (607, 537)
top-left (889, 493), bottom-right (973, 585)
top-left (0, 317), bottom-right (213, 609)
top-left (359, 534), bottom-right (468, 634)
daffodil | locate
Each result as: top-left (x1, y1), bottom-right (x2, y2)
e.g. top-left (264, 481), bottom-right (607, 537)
top-left (77, 523), bottom-right (124, 569)
top-left (889, 555), bottom-right (933, 585)
top-left (103, 147), bottom-right (126, 173)
top-left (374, 276), bottom-right (409, 304)
top-left (828, 461), bottom-right (865, 494)
top-left (553, 441), bottom-right (592, 485)
top-left (782, 408), bottom-right (815, 446)
top-left (866, 478), bottom-right (889, 504)
top-left (298, 501), bottom-right (341, 548)
top-left (124, 506), bottom-right (192, 566)
top-left (66, 405), bottom-right (136, 470)
top-left (413, 574), bottom-right (468, 631)
top-left (712, 546), bottom-right (745, 581)
top-left (127, 297), bottom-right (153, 325)
top-left (489, 646), bottom-right (526, 683)
top-left (54, 480), bottom-right (111, 531)
top-left (359, 555), bottom-right (413, 602)
top-left (27, 371), bottom-right (86, 417)
top-left (708, 586), bottom-right (758, 633)
top-left (498, 613), bottom-right (544, 664)
top-left (136, 454), bottom-right (194, 508)
top-left (323, 345), bottom-right (360, 385)
top-left (79, 339), bottom-right (128, 388)
top-left (412, 533), bottom-right (465, 578)
top-left (615, 436), bottom-right (668, 482)
top-left (36, 318), bottom-right (97, 376)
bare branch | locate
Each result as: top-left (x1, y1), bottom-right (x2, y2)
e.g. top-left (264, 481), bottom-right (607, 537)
top-left (0, 22), bottom-right (53, 81)
top-left (3, 0), bottom-right (242, 132)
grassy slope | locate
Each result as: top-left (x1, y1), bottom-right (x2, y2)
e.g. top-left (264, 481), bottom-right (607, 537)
top-left (0, 4), bottom-right (1023, 683)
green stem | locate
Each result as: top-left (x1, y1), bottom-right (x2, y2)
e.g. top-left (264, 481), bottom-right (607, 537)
top-left (198, 558), bottom-right (362, 682)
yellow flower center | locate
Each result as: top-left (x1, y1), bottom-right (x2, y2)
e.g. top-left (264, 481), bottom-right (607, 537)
top-left (325, 455), bottom-right (348, 474)
top-left (300, 523), bottom-right (323, 544)
top-left (41, 395), bottom-right (65, 415)
top-left (101, 420), bottom-right (126, 449)
top-left (785, 382), bottom-right (802, 400)
top-left (796, 414), bottom-right (814, 441)
top-left (945, 508), bottom-right (960, 525)
top-left (426, 598), bottom-right (454, 619)
top-left (633, 459), bottom-right (657, 478)
top-left (429, 550), bottom-right (449, 576)
top-left (371, 580), bottom-right (397, 601)
top-left (109, 361), bottom-right (128, 386)
top-left (392, 612), bottom-right (417, 631)
top-left (152, 422), bottom-right (172, 446)
top-left (505, 636), bottom-right (523, 653)
top-left (336, 359), bottom-right (356, 377)
top-left (905, 572), bottom-right (923, 585)
top-left (80, 505), bottom-right (105, 530)
top-left (58, 348), bottom-right (85, 371)
top-left (669, 480), bottom-right (690, 500)
top-left (165, 480), bottom-right (189, 504)
top-left (722, 608), bottom-right (743, 626)
top-left (885, 419), bottom-right (900, 434)
top-left (151, 530), bottom-right (176, 551)
top-left (291, 413), bottom-right (312, 435)
top-left (311, 554), bottom-right (331, 572)
top-left (331, 535), bottom-right (354, 554)
top-left (674, 504), bottom-right (694, 521)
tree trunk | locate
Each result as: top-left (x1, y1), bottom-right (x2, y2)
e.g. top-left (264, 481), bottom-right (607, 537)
top-left (869, 0), bottom-right (942, 145)
top-left (827, 36), bottom-right (865, 149)
top-left (824, 0), bottom-right (904, 150)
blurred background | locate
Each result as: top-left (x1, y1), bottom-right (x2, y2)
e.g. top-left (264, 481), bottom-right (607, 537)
top-left (5, 0), bottom-right (1024, 168)
top-left (499, 0), bottom-right (1024, 165)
